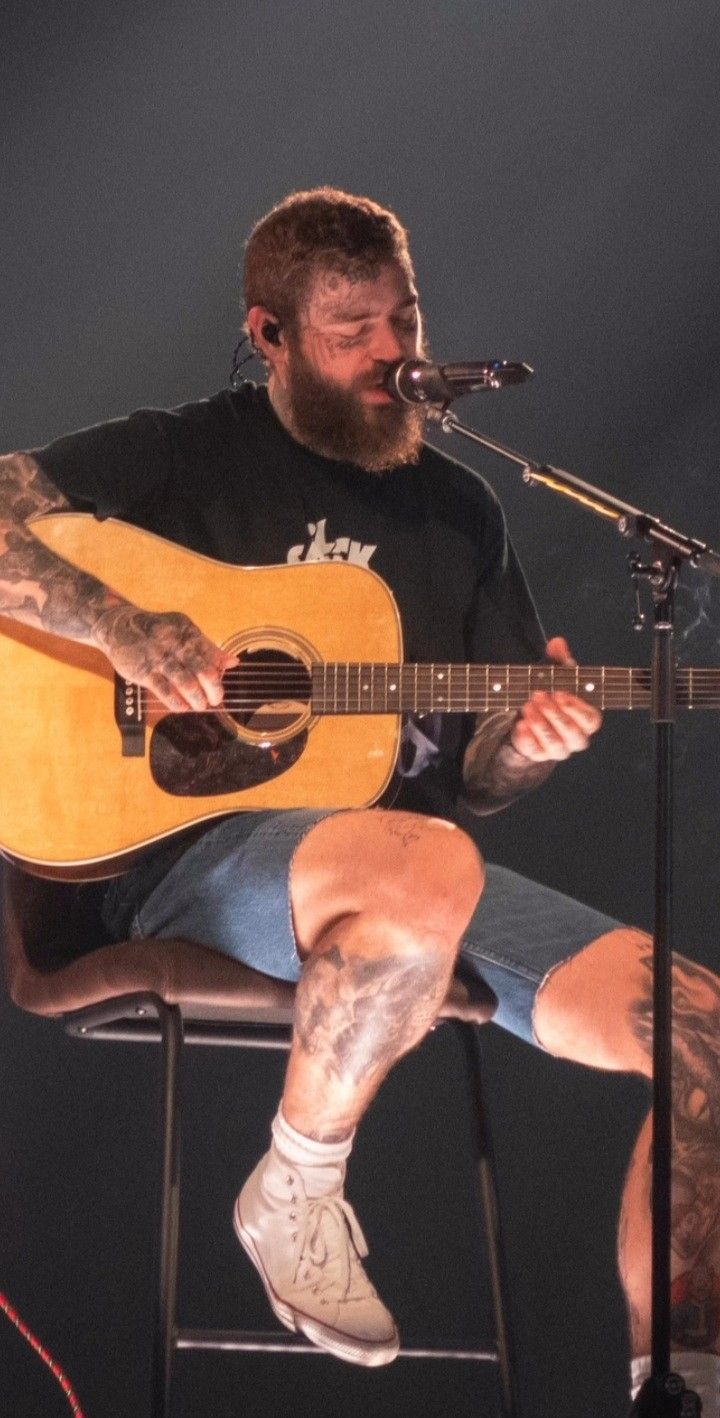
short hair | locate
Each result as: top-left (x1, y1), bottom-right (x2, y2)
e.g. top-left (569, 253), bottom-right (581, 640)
top-left (243, 187), bottom-right (415, 332)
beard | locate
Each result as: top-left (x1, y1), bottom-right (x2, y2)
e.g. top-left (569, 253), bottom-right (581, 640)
top-left (284, 346), bottom-right (427, 474)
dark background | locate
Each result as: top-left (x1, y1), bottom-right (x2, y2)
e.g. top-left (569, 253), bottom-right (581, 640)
top-left (1, 2), bottom-right (719, 1414)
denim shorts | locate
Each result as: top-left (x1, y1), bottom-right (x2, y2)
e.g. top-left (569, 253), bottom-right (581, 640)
top-left (102, 808), bottom-right (619, 1046)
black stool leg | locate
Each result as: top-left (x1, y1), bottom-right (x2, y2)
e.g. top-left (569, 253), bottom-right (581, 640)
top-left (453, 1020), bottom-right (520, 1418)
top-left (151, 1003), bottom-right (183, 1418)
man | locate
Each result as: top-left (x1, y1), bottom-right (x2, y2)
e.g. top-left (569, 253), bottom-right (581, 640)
top-left (0, 189), bottom-right (718, 1407)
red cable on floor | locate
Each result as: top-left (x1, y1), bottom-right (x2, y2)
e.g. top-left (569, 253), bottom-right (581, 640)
top-left (0, 1290), bottom-right (86, 1416)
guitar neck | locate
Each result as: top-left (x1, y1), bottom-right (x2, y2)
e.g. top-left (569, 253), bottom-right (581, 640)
top-left (309, 663), bottom-right (718, 714)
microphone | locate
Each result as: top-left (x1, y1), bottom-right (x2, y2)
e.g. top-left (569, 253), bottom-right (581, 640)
top-left (385, 358), bottom-right (534, 405)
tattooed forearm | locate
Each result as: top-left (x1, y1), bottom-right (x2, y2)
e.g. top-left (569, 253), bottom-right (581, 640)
top-left (0, 452), bottom-right (131, 642)
top-left (462, 710), bottom-right (554, 815)
top-left (0, 453), bottom-right (229, 708)
top-left (294, 943), bottom-right (448, 1088)
top-left (0, 520), bottom-right (129, 641)
top-left (630, 951), bottom-right (720, 1349)
top-left (0, 451), bottom-right (71, 522)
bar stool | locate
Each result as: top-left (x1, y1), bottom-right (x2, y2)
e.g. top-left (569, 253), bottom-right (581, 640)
top-left (2, 859), bottom-right (519, 1417)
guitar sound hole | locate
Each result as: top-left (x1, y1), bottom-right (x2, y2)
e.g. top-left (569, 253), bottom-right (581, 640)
top-left (225, 648), bottom-right (312, 735)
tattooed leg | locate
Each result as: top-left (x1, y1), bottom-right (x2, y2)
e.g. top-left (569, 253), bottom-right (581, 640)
top-left (282, 810), bottom-right (485, 1141)
top-left (534, 929), bottom-right (720, 1356)
top-left (624, 952), bottom-right (720, 1354)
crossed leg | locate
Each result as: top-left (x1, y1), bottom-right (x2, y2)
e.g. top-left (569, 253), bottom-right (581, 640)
top-left (234, 808), bottom-right (485, 1363)
top-left (283, 807), bottom-right (485, 1139)
top-left (239, 808), bottom-right (720, 1375)
top-left (533, 929), bottom-right (720, 1359)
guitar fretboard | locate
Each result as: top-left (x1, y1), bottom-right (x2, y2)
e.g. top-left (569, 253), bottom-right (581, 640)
top-left (309, 663), bottom-right (718, 714)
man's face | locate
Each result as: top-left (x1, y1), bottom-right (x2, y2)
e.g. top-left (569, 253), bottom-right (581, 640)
top-left (282, 261), bottom-right (427, 473)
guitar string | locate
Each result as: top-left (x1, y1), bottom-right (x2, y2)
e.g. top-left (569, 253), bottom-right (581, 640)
top-left (122, 666), bottom-right (716, 712)
top-left (187, 667), bottom-right (716, 678)
top-left (134, 672), bottom-right (672, 688)
top-left (150, 669), bottom-right (717, 683)
top-left (137, 692), bottom-right (714, 711)
top-left (132, 667), bottom-right (712, 685)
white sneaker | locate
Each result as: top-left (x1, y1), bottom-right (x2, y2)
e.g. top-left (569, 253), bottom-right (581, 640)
top-left (234, 1142), bottom-right (400, 1366)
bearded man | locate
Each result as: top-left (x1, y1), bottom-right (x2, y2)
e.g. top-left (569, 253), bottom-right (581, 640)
top-left (1, 188), bottom-right (719, 1412)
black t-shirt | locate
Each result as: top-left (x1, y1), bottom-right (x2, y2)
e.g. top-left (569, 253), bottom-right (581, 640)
top-left (34, 383), bottom-right (545, 906)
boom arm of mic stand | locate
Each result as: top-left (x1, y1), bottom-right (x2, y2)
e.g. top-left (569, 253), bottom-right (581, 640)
top-left (433, 405), bottom-right (717, 1416)
top-left (433, 408), bottom-right (720, 573)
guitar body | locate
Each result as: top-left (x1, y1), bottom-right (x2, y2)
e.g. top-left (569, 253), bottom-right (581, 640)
top-left (0, 515), bottom-right (402, 879)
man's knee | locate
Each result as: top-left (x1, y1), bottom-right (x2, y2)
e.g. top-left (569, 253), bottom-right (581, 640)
top-left (290, 809), bottom-right (484, 958)
top-left (533, 926), bottom-right (655, 1070)
top-left (534, 928), bottom-right (720, 1074)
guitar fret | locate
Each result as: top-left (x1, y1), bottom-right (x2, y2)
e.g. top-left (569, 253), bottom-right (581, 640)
top-left (309, 660), bottom-right (714, 716)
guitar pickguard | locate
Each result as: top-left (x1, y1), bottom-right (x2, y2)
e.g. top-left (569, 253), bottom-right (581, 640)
top-left (149, 714), bottom-right (307, 797)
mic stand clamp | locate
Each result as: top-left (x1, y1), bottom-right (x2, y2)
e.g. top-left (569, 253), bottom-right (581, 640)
top-left (431, 406), bottom-right (718, 1418)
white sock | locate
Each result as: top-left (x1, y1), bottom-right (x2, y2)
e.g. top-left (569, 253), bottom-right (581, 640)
top-left (272, 1107), bottom-right (354, 1162)
top-left (631, 1351), bottom-right (720, 1415)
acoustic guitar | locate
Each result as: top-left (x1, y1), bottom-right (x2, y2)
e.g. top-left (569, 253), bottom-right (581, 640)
top-left (0, 514), bottom-right (714, 879)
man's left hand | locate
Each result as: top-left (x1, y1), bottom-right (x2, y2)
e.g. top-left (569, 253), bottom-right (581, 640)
top-left (508, 636), bottom-right (603, 763)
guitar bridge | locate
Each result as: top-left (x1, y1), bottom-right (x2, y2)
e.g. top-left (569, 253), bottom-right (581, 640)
top-left (114, 675), bottom-right (146, 757)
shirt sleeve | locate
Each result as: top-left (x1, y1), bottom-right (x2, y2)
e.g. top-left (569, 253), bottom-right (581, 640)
top-left (31, 408), bottom-right (173, 521)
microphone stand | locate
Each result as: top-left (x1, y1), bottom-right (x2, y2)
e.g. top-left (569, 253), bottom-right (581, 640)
top-left (431, 407), bottom-right (720, 1417)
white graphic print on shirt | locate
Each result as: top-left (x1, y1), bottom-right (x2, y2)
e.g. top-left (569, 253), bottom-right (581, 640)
top-left (287, 518), bottom-right (377, 567)
top-left (285, 517), bottom-right (441, 782)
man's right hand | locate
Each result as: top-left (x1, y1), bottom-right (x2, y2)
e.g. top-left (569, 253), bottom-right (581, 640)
top-left (93, 604), bottom-right (237, 712)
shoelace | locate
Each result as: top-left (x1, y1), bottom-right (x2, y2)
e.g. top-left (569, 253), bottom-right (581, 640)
top-left (291, 1195), bottom-right (373, 1302)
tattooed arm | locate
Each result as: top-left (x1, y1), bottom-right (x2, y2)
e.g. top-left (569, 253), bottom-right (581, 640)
top-left (462, 636), bottom-right (603, 814)
top-left (462, 708), bottom-right (556, 814)
top-left (0, 451), bottom-right (231, 710)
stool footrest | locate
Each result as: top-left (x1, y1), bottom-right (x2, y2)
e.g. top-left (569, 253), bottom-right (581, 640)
top-left (174, 1328), bottom-right (498, 1361)
top-left (68, 1018), bottom-right (292, 1049)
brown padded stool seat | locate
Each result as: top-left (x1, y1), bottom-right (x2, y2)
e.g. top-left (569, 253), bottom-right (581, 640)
top-left (3, 864), bottom-right (498, 1026)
